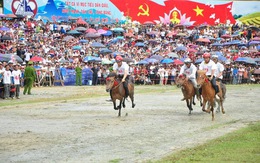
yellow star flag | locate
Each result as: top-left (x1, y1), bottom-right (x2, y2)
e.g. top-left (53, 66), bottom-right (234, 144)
top-left (193, 5), bottom-right (204, 16)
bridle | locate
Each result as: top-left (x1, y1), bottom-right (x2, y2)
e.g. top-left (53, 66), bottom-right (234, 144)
top-left (106, 77), bottom-right (123, 90)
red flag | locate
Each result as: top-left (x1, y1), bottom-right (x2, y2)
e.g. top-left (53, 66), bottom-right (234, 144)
top-left (110, 0), bottom-right (235, 25)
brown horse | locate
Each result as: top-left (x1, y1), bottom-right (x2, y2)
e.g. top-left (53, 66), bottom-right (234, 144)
top-left (196, 70), bottom-right (225, 121)
top-left (105, 72), bottom-right (135, 116)
top-left (176, 75), bottom-right (196, 114)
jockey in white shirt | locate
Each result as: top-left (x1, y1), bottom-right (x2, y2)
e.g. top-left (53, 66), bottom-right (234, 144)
top-left (211, 55), bottom-right (225, 81)
top-left (212, 54), bottom-right (226, 98)
top-left (113, 55), bottom-right (130, 98)
top-left (199, 53), bottom-right (219, 94)
top-left (179, 58), bottom-right (200, 100)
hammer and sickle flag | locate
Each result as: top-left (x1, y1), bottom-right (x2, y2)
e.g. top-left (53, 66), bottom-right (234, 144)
top-left (110, 0), bottom-right (167, 24)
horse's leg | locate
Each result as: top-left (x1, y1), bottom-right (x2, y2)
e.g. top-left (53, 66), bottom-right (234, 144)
top-left (220, 97), bottom-right (225, 114)
top-left (118, 100), bottom-right (122, 117)
top-left (189, 97), bottom-right (193, 113)
top-left (113, 99), bottom-right (118, 110)
top-left (192, 95), bottom-right (196, 105)
top-left (122, 97), bottom-right (126, 108)
top-left (215, 98), bottom-right (221, 113)
top-left (211, 104), bottom-right (215, 121)
top-left (130, 92), bottom-right (135, 108)
top-left (202, 99), bottom-right (207, 112)
top-left (186, 99), bottom-right (191, 115)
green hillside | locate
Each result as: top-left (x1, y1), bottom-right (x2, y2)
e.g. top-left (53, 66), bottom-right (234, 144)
top-left (238, 12), bottom-right (260, 26)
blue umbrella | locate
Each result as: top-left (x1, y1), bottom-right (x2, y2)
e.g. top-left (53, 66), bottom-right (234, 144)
top-left (212, 42), bottom-right (223, 46)
top-left (150, 55), bottom-right (163, 61)
top-left (112, 52), bottom-right (124, 57)
top-left (144, 58), bottom-right (159, 64)
top-left (0, 26), bottom-right (10, 31)
top-left (218, 56), bottom-right (227, 62)
top-left (90, 42), bottom-right (105, 48)
top-left (83, 56), bottom-right (102, 62)
top-left (223, 42), bottom-right (232, 46)
top-left (195, 58), bottom-right (204, 64)
top-left (112, 28), bottom-right (125, 32)
top-left (67, 30), bottom-right (82, 35)
top-left (249, 41), bottom-right (260, 46)
top-left (135, 42), bottom-right (145, 47)
top-left (175, 46), bottom-right (187, 52)
top-left (254, 58), bottom-right (260, 62)
top-left (102, 30), bottom-right (112, 36)
top-left (160, 58), bottom-right (174, 64)
top-left (136, 60), bottom-right (149, 65)
top-left (235, 57), bottom-right (247, 62)
top-left (99, 48), bottom-right (112, 54)
top-left (79, 39), bottom-right (88, 43)
top-left (72, 46), bottom-right (81, 50)
top-left (257, 45), bottom-right (260, 51)
top-left (230, 40), bottom-right (241, 45)
top-left (244, 57), bottom-right (257, 64)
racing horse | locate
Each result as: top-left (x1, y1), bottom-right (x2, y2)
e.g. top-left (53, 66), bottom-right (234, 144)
top-left (105, 72), bottom-right (135, 116)
top-left (175, 74), bottom-right (196, 114)
top-left (196, 70), bottom-right (225, 121)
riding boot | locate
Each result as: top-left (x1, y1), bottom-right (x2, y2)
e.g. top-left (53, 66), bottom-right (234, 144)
top-left (195, 88), bottom-right (201, 101)
top-left (215, 85), bottom-right (219, 94)
top-left (123, 82), bottom-right (129, 98)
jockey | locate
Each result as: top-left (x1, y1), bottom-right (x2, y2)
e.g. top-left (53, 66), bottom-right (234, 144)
top-left (113, 55), bottom-right (130, 98)
top-left (199, 53), bottom-right (219, 94)
top-left (211, 55), bottom-right (225, 82)
top-left (212, 54), bottom-right (226, 98)
top-left (179, 58), bottom-right (200, 101)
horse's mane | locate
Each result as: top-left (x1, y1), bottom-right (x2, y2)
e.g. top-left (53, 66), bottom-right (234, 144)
top-left (108, 72), bottom-right (117, 78)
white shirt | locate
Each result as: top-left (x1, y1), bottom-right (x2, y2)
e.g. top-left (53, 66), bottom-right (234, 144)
top-left (12, 69), bottom-right (21, 85)
top-left (3, 70), bottom-right (12, 84)
top-left (113, 62), bottom-right (129, 75)
top-left (25, 52), bottom-right (32, 61)
top-left (179, 63), bottom-right (197, 79)
top-left (199, 60), bottom-right (217, 76)
top-left (215, 62), bottom-right (225, 79)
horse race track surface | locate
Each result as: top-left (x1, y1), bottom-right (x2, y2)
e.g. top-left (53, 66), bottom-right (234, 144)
top-left (0, 85), bottom-right (259, 163)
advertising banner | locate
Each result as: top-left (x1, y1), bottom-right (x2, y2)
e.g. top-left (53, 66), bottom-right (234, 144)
top-left (3, 0), bottom-right (260, 25)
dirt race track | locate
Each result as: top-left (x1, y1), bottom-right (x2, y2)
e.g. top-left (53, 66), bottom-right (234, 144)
top-left (0, 85), bottom-right (259, 163)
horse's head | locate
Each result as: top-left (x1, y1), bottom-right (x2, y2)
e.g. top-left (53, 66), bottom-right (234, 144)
top-left (105, 72), bottom-right (118, 92)
top-left (176, 74), bottom-right (187, 88)
top-left (196, 70), bottom-right (208, 88)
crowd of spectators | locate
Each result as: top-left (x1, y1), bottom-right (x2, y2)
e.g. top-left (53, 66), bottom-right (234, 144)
top-left (0, 16), bottom-right (260, 99)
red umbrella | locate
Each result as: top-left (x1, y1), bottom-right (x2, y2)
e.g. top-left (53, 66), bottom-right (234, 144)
top-left (143, 21), bottom-right (155, 25)
top-left (196, 38), bottom-right (211, 43)
top-left (30, 56), bottom-right (43, 62)
top-left (86, 28), bottom-right (97, 33)
top-left (174, 59), bottom-right (184, 65)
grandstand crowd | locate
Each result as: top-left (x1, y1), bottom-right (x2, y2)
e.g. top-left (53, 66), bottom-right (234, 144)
top-left (0, 15), bottom-right (259, 99)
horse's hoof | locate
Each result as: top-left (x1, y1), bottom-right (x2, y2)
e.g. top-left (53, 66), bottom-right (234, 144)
top-left (123, 104), bottom-right (126, 108)
top-left (132, 104), bottom-right (136, 108)
top-left (114, 108), bottom-right (119, 110)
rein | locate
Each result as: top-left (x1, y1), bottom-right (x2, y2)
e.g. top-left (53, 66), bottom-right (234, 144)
top-left (112, 80), bottom-right (123, 90)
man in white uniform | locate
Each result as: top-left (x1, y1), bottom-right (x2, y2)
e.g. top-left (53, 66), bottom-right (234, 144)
top-left (113, 55), bottom-right (130, 98)
top-left (211, 55), bottom-right (224, 81)
top-left (212, 54), bottom-right (226, 98)
top-left (199, 53), bottom-right (219, 94)
top-left (179, 58), bottom-right (200, 100)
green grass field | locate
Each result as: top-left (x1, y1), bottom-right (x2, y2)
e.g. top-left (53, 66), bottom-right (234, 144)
top-left (153, 122), bottom-right (260, 163)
